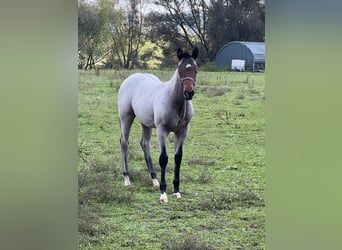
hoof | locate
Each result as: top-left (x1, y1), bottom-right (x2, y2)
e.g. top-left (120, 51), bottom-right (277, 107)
top-left (152, 178), bottom-right (160, 188)
top-left (160, 192), bottom-right (168, 203)
top-left (124, 176), bottom-right (131, 187)
top-left (173, 192), bottom-right (181, 199)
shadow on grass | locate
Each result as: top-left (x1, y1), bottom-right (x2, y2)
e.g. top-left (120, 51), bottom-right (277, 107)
top-left (78, 159), bottom-right (133, 239)
top-left (163, 234), bottom-right (215, 250)
top-left (199, 86), bottom-right (231, 97)
top-left (197, 190), bottom-right (264, 211)
top-left (78, 157), bottom-right (162, 240)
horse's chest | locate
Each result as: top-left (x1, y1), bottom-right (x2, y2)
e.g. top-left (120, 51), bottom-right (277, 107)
top-left (164, 110), bottom-right (193, 132)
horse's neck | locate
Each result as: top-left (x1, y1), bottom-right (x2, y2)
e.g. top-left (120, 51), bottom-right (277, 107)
top-left (166, 70), bottom-right (184, 106)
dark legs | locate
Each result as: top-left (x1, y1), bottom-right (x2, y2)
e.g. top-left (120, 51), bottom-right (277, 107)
top-left (121, 118), bottom-right (189, 202)
top-left (173, 127), bottom-right (188, 198)
top-left (159, 146), bottom-right (168, 192)
top-left (140, 124), bottom-right (159, 187)
top-left (120, 116), bottom-right (161, 187)
top-left (157, 125), bottom-right (188, 202)
top-left (157, 127), bottom-right (169, 202)
top-left (173, 145), bottom-right (182, 194)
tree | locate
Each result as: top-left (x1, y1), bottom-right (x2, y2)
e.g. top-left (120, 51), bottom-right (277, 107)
top-left (145, 12), bottom-right (185, 66)
top-left (151, 0), bottom-right (210, 62)
top-left (78, 0), bottom-right (265, 68)
top-left (103, 0), bottom-right (146, 69)
top-left (78, 1), bottom-right (104, 69)
top-left (207, 0), bottom-right (265, 56)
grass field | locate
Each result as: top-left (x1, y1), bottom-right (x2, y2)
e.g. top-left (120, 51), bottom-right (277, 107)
top-left (78, 68), bottom-right (265, 249)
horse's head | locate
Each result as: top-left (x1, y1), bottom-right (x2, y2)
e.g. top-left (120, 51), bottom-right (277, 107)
top-left (177, 47), bottom-right (199, 100)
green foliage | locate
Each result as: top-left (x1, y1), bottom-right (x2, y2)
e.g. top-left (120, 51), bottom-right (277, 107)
top-left (78, 0), bottom-right (265, 68)
top-left (207, 0), bottom-right (265, 55)
top-left (78, 69), bottom-right (265, 249)
top-left (138, 41), bottom-right (164, 69)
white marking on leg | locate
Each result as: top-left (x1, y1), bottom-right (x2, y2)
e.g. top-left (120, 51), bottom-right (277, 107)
top-left (124, 176), bottom-right (131, 187)
top-left (173, 192), bottom-right (181, 199)
top-left (152, 178), bottom-right (160, 188)
top-left (160, 192), bottom-right (168, 203)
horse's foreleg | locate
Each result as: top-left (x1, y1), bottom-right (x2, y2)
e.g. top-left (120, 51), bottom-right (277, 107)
top-left (140, 124), bottom-right (159, 187)
top-left (157, 127), bottom-right (169, 202)
top-left (159, 145), bottom-right (168, 202)
top-left (173, 127), bottom-right (189, 199)
top-left (173, 145), bottom-right (182, 198)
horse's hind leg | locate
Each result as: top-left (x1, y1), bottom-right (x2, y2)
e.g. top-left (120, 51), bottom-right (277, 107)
top-left (140, 124), bottom-right (159, 187)
top-left (119, 113), bottom-right (135, 186)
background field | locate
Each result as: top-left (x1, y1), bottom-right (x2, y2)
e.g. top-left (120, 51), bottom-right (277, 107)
top-left (78, 69), bottom-right (265, 249)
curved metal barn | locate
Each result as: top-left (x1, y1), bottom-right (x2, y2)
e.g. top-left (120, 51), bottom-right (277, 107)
top-left (216, 41), bottom-right (265, 72)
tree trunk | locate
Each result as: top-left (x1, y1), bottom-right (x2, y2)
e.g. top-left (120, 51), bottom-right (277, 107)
top-left (85, 53), bottom-right (95, 70)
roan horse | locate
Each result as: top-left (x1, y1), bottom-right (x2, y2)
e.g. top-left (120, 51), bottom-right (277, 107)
top-left (118, 47), bottom-right (199, 202)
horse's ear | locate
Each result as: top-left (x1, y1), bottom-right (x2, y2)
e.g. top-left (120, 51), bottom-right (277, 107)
top-left (177, 47), bottom-right (184, 60)
top-left (192, 47), bottom-right (199, 60)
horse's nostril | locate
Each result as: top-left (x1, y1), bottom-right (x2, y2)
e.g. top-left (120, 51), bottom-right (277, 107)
top-left (184, 91), bottom-right (194, 100)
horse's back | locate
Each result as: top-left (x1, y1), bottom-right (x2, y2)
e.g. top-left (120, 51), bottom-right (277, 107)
top-left (118, 73), bottom-right (162, 95)
top-left (118, 73), bottom-right (163, 127)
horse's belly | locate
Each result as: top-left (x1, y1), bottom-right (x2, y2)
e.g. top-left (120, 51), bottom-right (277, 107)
top-left (132, 99), bottom-right (156, 127)
top-left (138, 115), bottom-right (155, 128)
top-left (130, 81), bottom-right (163, 128)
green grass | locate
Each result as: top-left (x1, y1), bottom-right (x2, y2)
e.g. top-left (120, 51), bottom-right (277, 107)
top-left (78, 69), bottom-right (265, 249)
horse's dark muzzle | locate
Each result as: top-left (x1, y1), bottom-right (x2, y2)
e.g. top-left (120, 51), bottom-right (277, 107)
top-left (184, 90), bottom-right (194, 100)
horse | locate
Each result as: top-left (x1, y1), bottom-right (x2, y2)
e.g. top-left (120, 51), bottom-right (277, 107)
top-left (117, 47), bottom-right (199, 203)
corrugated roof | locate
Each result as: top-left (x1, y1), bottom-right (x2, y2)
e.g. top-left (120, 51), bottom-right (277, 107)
top-left (241, 42), bottom-right (265, 61)
top-left (217, 41), bottom-right (265, 61)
